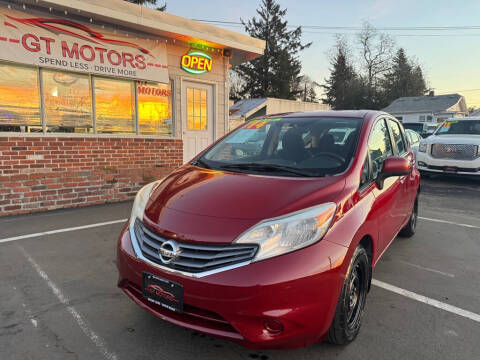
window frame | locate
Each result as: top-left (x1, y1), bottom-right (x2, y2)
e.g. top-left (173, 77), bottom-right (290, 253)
top-left (41, 68), bottom-right (94, 134)
top-left (0, 61), bottom-right (42, 131)
top-left (186, 87), bottom-right (208, 131)
top-left (359, 152), bottom-right (374, 192)
top-left (386, 117), bottom-right (409, 156)
top-left (363, 117), bottom-right (394, 189)
top-left (0, 61), bottom-right (176, 138)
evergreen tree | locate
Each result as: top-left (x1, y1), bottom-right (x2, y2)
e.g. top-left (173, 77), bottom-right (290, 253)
top-left (125, 0), bottom-right (166, 11)
top-left (410, 65), bottom-right (427, 96)
top-left (322, 46), bottom-right (363, 110)
top-left (297, 76), bottom-right (319, 102)
top-left (381, 48), bottom-right (427, 107)
top-left (233, 0), bottom-right (311, 100)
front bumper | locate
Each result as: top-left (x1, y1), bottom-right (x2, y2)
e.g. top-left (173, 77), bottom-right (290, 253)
top-left (117, 221), bottom-right (349, 349)
top-left (416, 152), bottom-right (480, 175)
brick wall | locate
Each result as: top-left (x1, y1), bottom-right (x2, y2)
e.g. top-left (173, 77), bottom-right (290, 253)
top-left (0, 136), bottom-right (183, 216)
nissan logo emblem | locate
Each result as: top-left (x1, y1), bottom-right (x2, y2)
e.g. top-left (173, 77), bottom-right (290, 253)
top-left (158, 240), bottom-right (181, 264)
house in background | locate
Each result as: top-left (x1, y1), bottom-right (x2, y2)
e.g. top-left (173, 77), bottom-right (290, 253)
top-left (470, 108), bottom-right (480, 117)
top-left (382, 92), bottom-right (467, 124)
top-left (229, 98), bottom-right (330, 128)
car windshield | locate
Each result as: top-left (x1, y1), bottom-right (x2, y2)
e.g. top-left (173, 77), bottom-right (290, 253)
top-left (198, 116), bottom-right (362, 177)
top-left (435, 120), bottom-right (480, 135)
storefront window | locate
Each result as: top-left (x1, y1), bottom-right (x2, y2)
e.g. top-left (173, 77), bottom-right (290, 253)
top-left (0, 63), bottom-right (41, 132)
top-left (42, 70), bottom-right (93, 133)
top-left (94, 78), bottom-right (135, 134)
top-left (138, 82), bottom-right (172, 136)
top-left (187, 87), bottom-right (207, 130)
top-left (0, 63), bottom-right (175, 136)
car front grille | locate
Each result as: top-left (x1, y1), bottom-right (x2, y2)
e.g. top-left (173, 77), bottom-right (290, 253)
top-left (133, 219), bottom-right (258, 274)
top-left (431, 144), bottom-right (478, 160)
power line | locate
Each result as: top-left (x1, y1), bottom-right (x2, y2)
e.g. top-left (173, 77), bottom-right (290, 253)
top-left (438, 88), bottom-right (480, 94)
top-left (193, 19), bottom-right (480, 31)
top-left (194, 20), bottom-right (480, 37)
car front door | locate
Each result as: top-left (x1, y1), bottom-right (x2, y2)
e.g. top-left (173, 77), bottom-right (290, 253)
top-left (387, 118), bottom-right (416, 223)
top-left (368, 118), bottom-right (404, 254)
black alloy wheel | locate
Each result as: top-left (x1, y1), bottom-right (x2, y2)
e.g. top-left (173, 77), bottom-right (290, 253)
top-left (399, 196), bottom-right (418, 237)
top-left (327, 245), bottom-right (370, 345)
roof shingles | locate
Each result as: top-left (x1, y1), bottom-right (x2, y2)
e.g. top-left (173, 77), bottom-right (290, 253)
top-left (382, 94), bottom-right (463, 114)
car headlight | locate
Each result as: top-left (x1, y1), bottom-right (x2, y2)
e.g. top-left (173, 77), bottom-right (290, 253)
top-left (419, 142), bottom-right (427, 153)
top-left (235, 203), bottom-right (337, 262)
top-left (130, 180), bottom-right (162, 226)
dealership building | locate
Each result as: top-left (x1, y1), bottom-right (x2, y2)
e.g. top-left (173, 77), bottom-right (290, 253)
top-left (0, 0), bottom-right (265, 216)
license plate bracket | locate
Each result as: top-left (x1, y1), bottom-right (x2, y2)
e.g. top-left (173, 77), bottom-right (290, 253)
top-left (142, 272), bottom-right (184, 313)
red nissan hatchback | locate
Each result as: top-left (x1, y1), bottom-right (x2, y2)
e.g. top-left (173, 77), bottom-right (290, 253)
top-left (117, 111), bottom-right (420, 348)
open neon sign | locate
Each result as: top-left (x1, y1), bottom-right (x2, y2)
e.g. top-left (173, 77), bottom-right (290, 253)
top-left (181, 51), bottom-right (212, 74)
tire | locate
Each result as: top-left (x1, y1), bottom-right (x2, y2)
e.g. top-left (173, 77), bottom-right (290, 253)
top-left (399, 196), bottom-right (418, 237)
top-left (327, 246), bottom-right (370, 345)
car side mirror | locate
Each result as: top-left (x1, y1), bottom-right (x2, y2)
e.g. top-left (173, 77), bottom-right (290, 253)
top-left (376, 157), bottom-right (412, 190)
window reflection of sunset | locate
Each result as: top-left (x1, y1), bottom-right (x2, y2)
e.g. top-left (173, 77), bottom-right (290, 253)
top-left (95, 78), bottom-right (135, 134)
top-left (187, 87), bottom-right (207, 131)
top-left (1, 62), bottom-right (174, 136)
top-left (42, 70), bottom-right (92, 132)
top-left (0, 63), bottom-right (41, 125)
top-left (138, 82), bottom-right (172, 136)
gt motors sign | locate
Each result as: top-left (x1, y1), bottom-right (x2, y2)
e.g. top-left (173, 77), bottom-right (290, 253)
top-left (0, 8), bottom-right (169, 83)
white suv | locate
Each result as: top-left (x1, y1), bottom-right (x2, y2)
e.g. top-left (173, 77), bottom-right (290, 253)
top-left (416, 117), bottom-right (480, 176)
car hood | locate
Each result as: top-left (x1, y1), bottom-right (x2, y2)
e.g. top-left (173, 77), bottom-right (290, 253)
top-left (143, 166), bottom-right (345, 244)
top-left (425, 134), bottom-right (480, 145)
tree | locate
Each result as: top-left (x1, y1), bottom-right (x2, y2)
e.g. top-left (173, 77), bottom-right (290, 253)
top-left (322, 40), bottom-right (364, 110)
top-left (233, 0), bottom-right (311, 100)
top-left (380, 48), bottom-right (427, 107)
top-left (125, 0), bottom-right (166, 11)
top-left (410, 65), bottom-right (427, 96)
top-left (296, 75), bottom-right (320, 102)
top-left (357, 22), bottom-right (395, 108)
top-left (229, 69), bottom-right (245, 102)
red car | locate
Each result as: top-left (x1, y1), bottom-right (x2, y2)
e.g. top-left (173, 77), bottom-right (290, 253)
top-left (117, 111), bottom-right (420, 349)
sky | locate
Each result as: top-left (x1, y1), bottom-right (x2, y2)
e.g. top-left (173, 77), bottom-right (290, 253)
top-left (166, 0), bottom-right (480, 109)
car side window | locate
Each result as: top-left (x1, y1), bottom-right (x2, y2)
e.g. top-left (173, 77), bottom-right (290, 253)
top-left (405, 131), bottom-right (413, 144)
top-left (388, 119), bottom-right (407, 155)
top-left (368, 119), bottom-right (393, 179)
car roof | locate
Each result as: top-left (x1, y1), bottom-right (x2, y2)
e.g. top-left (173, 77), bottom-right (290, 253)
top-left (448, 116), bottom-right (480, 121)
top-left (405, 128), bottom-right (420, 134)
top-left (278, 110), bottom-right (380, 118)
top-left (252, 110), bottom-right (388, 127)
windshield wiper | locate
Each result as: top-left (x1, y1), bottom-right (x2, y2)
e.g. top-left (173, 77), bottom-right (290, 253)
top-left (192, 158), bottom-right (210, 169)
top-left (219, 163), bottom-right (313, 177)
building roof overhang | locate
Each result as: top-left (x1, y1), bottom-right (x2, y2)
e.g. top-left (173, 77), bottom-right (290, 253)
top-left (21, 0), bottom-right (265, 65)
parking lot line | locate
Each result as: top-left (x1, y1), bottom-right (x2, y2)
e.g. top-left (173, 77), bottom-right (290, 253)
top-left (419, 216), bottom-right (480, 229)
top-left (0, 219), bottom-right (128, 244)
top-left (372, 279), bottom-right (480, 323)
top-left (396, 260), bottom-right (455, 278)
top-left (19, 246), bottom-right (119, 360)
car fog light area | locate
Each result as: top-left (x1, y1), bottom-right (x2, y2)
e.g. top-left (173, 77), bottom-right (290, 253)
top-left (263, 319), bottom-right (284, 335)
top-left (236, 203), bottom-right (336, 262)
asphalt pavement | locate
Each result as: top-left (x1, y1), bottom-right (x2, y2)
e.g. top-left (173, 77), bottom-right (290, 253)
top-left (1, 174), bottom-right (479, 360)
